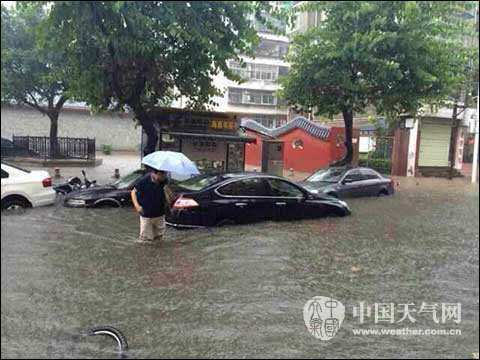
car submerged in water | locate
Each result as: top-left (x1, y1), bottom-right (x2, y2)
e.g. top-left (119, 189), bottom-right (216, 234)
top-left (297, 166), bottom-right (395, 199)
top-left (64, 170), bottom-right (351, 227)
top-left (63, 169), bottom-right (147, 208)
top-left (63, 169), bottom-right (196, 208)
top-left (165, 172), bottom-right (351, 228)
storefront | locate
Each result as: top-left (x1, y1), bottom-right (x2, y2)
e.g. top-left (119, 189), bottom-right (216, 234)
top-left (141, 108), bottom-right (256, 173)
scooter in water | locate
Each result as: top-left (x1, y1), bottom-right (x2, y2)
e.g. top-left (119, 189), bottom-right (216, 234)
top-left (80, 169), bottom-right (97, 189)
top-left (53, 170), bottom-right (97, 195)
top-left (53, 175), bottom-right (82, 195)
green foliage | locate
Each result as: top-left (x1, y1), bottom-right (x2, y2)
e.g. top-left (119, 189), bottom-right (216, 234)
top-left (281, 1), bottom-right (478, 119)
top-left (1, 3), bottom-right (69, 117)
top-left (359, 158), bottom-right (392, 175)
top-left (102, 144), bottom-right (112, 155)
top-left (36, 1), bottom-right (277, 114)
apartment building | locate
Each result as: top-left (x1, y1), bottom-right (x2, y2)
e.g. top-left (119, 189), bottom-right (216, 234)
top-left (174, 14), bottom-right (291, 129)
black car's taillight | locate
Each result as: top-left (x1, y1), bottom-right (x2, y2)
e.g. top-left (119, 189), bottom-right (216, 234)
top-left (173, 195), bottom-right (199, 209)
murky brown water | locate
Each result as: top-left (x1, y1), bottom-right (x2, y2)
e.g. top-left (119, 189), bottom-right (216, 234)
top-left (1, 177), bottom-right (479, 358)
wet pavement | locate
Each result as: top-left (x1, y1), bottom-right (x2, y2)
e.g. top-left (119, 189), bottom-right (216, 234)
top-left (1, 156), bottom-right (479, 358)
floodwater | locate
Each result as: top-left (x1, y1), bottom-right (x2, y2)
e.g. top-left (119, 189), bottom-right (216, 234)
top-left (1, 176), bottom-right (479, 359)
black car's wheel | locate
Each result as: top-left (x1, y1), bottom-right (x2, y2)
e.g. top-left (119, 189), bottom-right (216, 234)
top-left (1, 196), bottom-right (30, 214)
top-left (216, 218), bottom-right (236, 227)
top-left (377, 189), bottom-right (389, 196)
top-left (95, 200), bottom-right (121, 208)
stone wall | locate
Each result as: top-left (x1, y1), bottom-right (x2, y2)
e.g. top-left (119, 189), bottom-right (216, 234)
top-left (1, 105), bottom-right (141, 151)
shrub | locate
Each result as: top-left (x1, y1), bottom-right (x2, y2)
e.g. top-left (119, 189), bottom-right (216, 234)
top-left (102, 144), bottom-right (112, 155)
top-left (359, 158), bottom-right (392, 175)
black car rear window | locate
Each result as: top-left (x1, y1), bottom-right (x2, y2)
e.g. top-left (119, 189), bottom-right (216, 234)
top-left (178, 174), bottom-right (225, 191)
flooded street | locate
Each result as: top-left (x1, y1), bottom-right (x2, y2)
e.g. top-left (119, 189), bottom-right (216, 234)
top-left (1, 173), bottom-right (479, 358)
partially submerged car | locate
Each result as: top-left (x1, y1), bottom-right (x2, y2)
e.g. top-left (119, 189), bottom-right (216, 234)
top-left (1, 162), bottom-right (55, 212)
top-left (297, 166), bottom-right (394, 198)
top-left (166, 172), bottom-right (351, 228)
top-left (63, 169), bottom-right (185, 208)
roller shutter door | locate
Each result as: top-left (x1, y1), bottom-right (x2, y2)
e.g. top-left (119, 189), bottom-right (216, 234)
top-left (419, 120), bottom-right (451, 167)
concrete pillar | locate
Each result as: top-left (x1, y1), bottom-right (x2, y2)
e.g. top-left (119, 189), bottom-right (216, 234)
top-left (407, 119), bottom-right (419, 177)
top-left (472, 85), bottom-right (479, 184)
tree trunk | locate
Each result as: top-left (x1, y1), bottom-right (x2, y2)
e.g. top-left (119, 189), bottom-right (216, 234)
top-left (136, 110), bottom-right (158, 156)
top-left (48, 112), bottom-right (59, 159)
top-left (330, 110), bottom-right (354, 167)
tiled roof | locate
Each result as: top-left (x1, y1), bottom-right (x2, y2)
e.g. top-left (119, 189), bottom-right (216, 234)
top-left (241, 116), bottom-right (331, 140)
top-left (239, 119), bottom-right (275, 138)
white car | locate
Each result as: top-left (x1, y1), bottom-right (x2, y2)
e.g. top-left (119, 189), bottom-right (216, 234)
top-left (1, 162), bottom-right (56, 211)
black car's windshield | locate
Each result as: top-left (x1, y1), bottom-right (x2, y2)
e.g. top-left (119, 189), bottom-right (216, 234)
top-left (111, 171), bottom-right (144, 189)
top-left (178, 174), bottom-right (224, 191)
top-left (305, 167), bottom-right (346, 183)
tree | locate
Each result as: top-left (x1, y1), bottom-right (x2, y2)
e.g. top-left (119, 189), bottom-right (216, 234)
top-left (281, 1), bottom-right (478, 166)
top-left (1, 3), bottom-right (70, 157)
top-left (38, 1), bottom-right (278, 155)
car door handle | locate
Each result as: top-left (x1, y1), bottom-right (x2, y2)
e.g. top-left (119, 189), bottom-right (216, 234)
top-left (235, 203), bottom-right (248, 207)
top-left (275, 202), bottom-right (287, 206)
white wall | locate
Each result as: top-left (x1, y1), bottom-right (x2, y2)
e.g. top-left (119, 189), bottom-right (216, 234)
top-left (1, 106), bottom-right (141, 151)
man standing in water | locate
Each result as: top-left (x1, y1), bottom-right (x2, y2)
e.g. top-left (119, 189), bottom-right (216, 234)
top-left (131, 167), bottom-right (169, 245)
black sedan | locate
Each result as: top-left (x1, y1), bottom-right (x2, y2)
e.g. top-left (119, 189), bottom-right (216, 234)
top-left (63, 169), bottom-right (189, 208)
top-left (165, 173), bottom-right (351, 228)
top-left (64, 169), bottom-right (147, 208)
top-left (297, 166), bottom-right (394, 198)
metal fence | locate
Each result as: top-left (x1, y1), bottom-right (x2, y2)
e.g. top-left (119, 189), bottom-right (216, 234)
top-left (359, 136), bottom-right (394, 175)
top-left (7, 136), bottom-right (96, 160)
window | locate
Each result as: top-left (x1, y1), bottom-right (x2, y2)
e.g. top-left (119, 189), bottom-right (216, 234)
top-left (228, 88), bottom-right (242, 104)
top-left (267, 179), bottom-right (304, 198)
top-left (229, 88), bottom-right (277, 106)
top-left (306, 168), bottom-right (346, 183)
top-left (293, 139), bottom-right (304, 150)
top-left (343, 170), bottom-right (363, 182)
top-left (111, 170), bottom-right (144, 189)
top-left (179, 174), bottom-right (225, 191)
top-left (278, 66), bottom-right (289, 76)
top-left (218, 178), bottom-right (269, 197)
top-left (262, 94), bottom-right (274, 105)
top-left (229, 62), bottom-right (280, 82)
top-left (1, 169), bottom-right (9, 179)
top-left (360, 168), bottom-right (380, 180)
top-left (245, 91), bottom-right (263, 104)
top-left (239, 114), bottom-right (287, 129)
top-left (256, 40), bottom-right (290, 59)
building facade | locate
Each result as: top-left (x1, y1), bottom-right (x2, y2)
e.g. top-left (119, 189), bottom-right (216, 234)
top-left (140, 107), bottom-right (256, 175)
top-left (241, 117), bottom-right (360, 175)
top-left (174, 16), bottom-right (290, 129)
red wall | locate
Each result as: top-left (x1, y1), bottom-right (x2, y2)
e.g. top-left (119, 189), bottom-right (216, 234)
top-left (244, 127), bottom-right (358, 174)
top-left (244, 130), bottom-right (266, 168)
top-left (279, 128), bottom-right (333, 173)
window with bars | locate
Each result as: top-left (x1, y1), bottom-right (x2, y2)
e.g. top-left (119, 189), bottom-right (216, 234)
top-left (229, 61), bottom-right (282, 82)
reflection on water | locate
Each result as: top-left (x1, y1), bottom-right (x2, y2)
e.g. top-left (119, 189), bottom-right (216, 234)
top-left (1, 179), bottom-right (479, 358)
